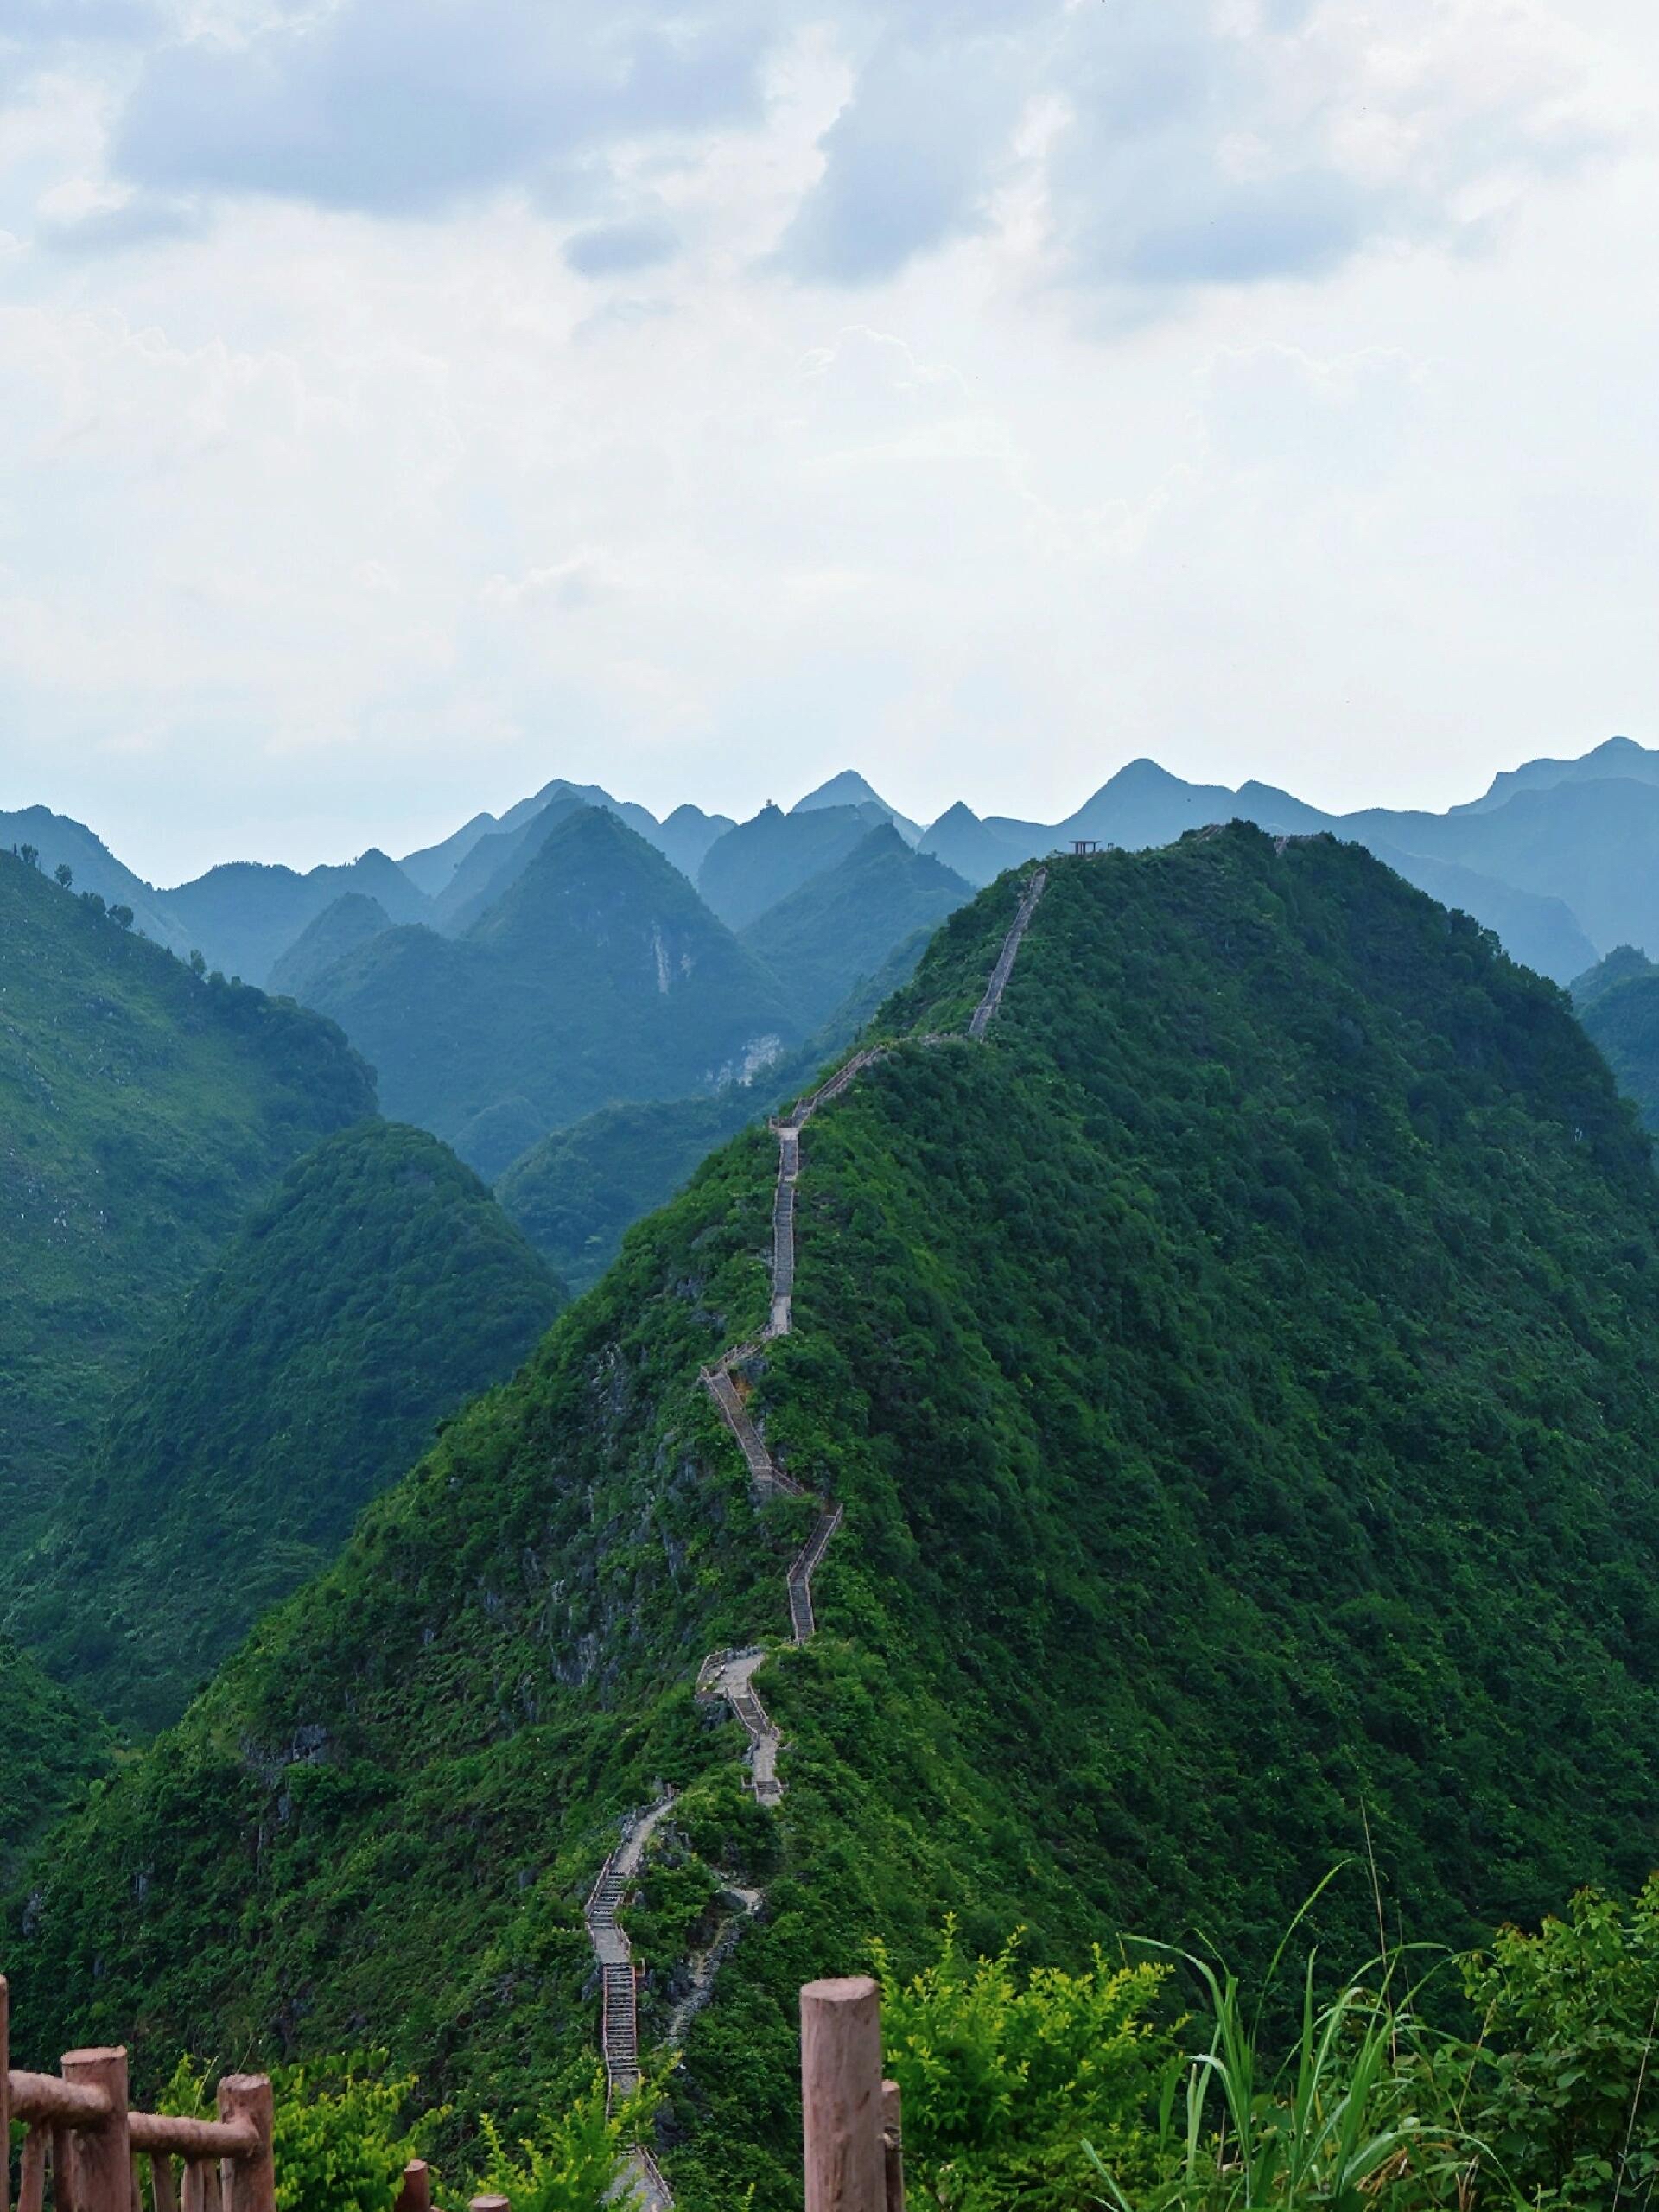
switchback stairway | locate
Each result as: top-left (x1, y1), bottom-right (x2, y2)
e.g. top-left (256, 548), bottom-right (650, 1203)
top-left (584, 868), bottom-right (1047, 2199)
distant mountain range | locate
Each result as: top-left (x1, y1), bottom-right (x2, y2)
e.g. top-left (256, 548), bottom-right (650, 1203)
top-left (9, 733), bottom-right (1659, 1211)
top-left (10, 738), bottom-right (1656, 1000)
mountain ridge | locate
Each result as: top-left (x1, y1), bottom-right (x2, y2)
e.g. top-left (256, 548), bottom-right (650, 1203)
top-left (21, 830), bottom-right (1659, 2209)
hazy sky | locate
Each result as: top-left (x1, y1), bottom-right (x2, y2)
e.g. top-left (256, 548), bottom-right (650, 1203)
top-left (3, 0), bottom-right (1657, 884)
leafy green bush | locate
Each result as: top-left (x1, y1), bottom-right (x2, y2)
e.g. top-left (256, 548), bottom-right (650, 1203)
top-left (1458, 1876), bottom-right (1659, 2207)
top-left (471, 2075), bottom-right (656, 2212)
top-left (874, 1922), bottom-right (1170, 2209)
top-left (160, 2052), bottom-right (429, 2212)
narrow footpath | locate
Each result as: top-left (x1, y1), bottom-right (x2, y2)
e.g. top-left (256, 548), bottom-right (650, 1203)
top-left (585, 868), bottom-right (1047, 2199)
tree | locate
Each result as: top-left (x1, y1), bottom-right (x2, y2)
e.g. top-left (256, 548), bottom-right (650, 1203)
top-left (189, 950), bottom-right (207, 977)
top-left (17, 843), bottom-right (39, 869)
top-left (54, 864), bottom-right (73, 890)
top-left (80, 892), bottom-right (106, 917)
top-left (109, 904), bottom-right (134, 931)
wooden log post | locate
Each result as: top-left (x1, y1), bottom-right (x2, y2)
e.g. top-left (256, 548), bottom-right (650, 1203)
top-left (394, 2164), bottom-right (430, 2212)
top-left (801, 1976), bottom-right (886, 2212)
top-left (215, 2080), bottom-right (272, 2212)
top-left (60, 2050), bottom-right (130, 2212)
top-left (468, 2196), bottom-right (512, 2212)
top-left (881, 2081), bottom-right (904, 2212)
top-left (18, 2129), bottom-right (46, 2212)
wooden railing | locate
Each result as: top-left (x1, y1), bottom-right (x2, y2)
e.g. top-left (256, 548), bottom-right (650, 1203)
top-left (1, 1980), bottom-right (274, 2212)
top-left (0, 1981), bottom-right (443, 2212)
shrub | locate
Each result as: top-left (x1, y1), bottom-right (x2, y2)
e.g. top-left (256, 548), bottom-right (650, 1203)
top-left (874, 1921), bottom-right (1169, 2210)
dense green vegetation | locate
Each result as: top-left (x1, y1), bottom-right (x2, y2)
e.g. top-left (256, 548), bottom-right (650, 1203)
top-left (496, 1091), bottom-right (760, 1294)
top-left (0, 849), bottom-right (375, 1551)
top-left (737, 825), bottom-right (970, 1030)
top-left (1574, 949), bottom-right (1659, 1133)
top-left (885, 1875), bottom-right (1659, 2209)
top-left (307, 807), bottom-right (800, 1178)
top-left (13, 1122), bottom-right (565, 1736)
top-left (0, 1637), bottom-right (111, 1885)
top-left (17, 829), bottom-right (1659, 2211)
top-left (696, 800), bottom-right (885, 929)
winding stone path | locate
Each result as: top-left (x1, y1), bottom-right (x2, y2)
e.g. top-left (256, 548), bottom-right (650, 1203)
top-left (584, 869), bottom-right (1047, 2202)
top-left (969, 868), bottom-right (1047, 1039)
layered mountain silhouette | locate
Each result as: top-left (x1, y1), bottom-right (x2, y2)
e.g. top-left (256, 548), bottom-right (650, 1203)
top-left (735, 823), bottom-right (971, 1030)
top-left (22, 830), bottom-right (1659, 2208)
top-left (304, 806), bottom-right (801, 1177)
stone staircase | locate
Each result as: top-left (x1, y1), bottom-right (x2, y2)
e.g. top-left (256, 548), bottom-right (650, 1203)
top-left (582, 868), bottom-right (1048, 2203)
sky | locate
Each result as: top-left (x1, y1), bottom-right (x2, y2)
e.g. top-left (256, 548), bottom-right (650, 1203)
top-left (2, 0), bottom-right (1658, 885)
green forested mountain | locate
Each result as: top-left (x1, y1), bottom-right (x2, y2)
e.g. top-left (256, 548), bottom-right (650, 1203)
top-left (306, 806), bottom-right (800, 1178)
top-left (267, 892), bottom-right (393, 1001)
top-left (1575, 952), bottom-right (1659, 1132)
top-left (0, 806), bottom-right (191, 954)
top-left (737, 824), bottom-right (971, 1030)
top-left (19, 830), bottom-right (1659, 2211)
top-left (0, 849), bottom-right (375, 1548)
top-left (164, 849), bottom-right (431, 988)
top-left (497, 924), bottom-right (938, 1291)
top-left (0, 1640), bottom-right (110, 1886)
top-left (12, 1122), bottom-right (564, 1737)
top-left (696, 799), bottom-right (886, 929)
top-left (1573, 944), bottom-right (1659, 1012)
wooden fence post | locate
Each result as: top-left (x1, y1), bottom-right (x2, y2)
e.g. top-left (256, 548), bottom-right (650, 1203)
top-left (216, 2078), bottom-right (273, 2212)
top-left (881, 2080), bottom-right (904, 2212)
top-left (394, 2163), bottom-right (430, 2212)
top-left (801, 1976), bottom-right (885, 2212)
top-left (468, 2196), bottom-right (512, 2212)
top-left (60, 2050), bottom-right (130, 2212)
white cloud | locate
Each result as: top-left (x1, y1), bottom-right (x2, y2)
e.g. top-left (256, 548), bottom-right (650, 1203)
top-left (0, 0), bottom-right (1654, 882)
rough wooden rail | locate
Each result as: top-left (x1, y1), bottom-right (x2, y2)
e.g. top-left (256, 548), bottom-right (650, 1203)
top-left (0, 1980), bottom-right (275, 2212)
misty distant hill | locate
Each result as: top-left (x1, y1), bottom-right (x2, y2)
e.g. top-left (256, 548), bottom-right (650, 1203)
top-left (306, 805), bottom-right (800, 1176)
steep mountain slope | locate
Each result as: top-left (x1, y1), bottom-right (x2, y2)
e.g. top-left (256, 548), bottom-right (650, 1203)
top-left (0, 1640), bottom-right (111, 1886)
top-left (1576, 961), bottom-right (1659, 1132)
top-left (267, 893), bottom-right (392, 1001)
top-left (918, 800), bottom-right (1030, 887)
top-left (307, 807), bottom-right (799, 1178)
top-left (22, 832), bottom-right (1659, 2210)
top-left (791, 771), bottom-right (923, 846)
top-left (1338, 778), bottom-right (1659, 957)
top-left (497, 925), bottom-right (939, 1291)
top-left (1366, 841), bottom-right (1596, 984)
top-left (652, 804), bottom-right (734, 881)
top-left (737, 824), bottom-right (971, 1030)
top-left (165, 850), bottom-right (430, 987)
top-left (13, 1122), bottom-right (564, 1738)
top-left (0, 808), bottom-right (190, 954)
top-left (696, 801), bottom-right (886, 930)
top-left (0, 850), bottom-right (375, 1548)
top-left (401, 781), bottom-right (728, 903)
top-left (429, 792), bottom-right (585, 932)
top-left (1573, 945), bottom-right (1658, 1013)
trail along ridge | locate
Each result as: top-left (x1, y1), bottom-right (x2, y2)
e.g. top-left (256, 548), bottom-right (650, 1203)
top-left (585, 868), bottom-right (1047, 2193)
